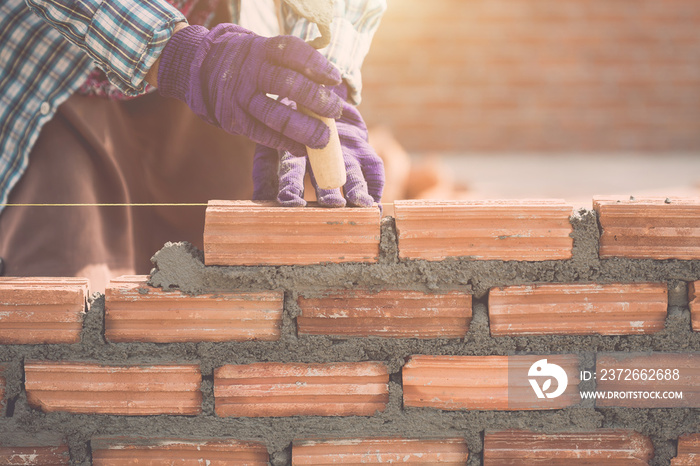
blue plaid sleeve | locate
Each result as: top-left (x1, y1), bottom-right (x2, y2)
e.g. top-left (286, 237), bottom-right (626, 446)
top-left (281, 0), bottom-right (386, 105)
top-left (25, 0), bottom-right (187, 95)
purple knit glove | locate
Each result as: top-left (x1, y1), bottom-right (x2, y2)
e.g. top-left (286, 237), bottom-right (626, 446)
top-left (157, 24), bottom-right (344, 155)
top-left (253, 85), bottom-right (384, 208)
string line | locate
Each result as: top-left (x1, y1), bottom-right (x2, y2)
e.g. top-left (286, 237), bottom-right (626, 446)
top-left (0, 203), bottom-right (209, 207)
top-left (0, 202), bottom-right (394, 207)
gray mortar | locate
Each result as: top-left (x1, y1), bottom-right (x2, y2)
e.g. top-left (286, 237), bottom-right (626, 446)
top-left (1, 209), bottom-right (699, 465)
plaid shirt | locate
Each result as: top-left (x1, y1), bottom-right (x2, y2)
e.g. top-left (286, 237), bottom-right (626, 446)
top-left (0, 0), bottom-right (385, 211)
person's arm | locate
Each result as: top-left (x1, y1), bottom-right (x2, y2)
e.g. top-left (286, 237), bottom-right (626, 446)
top-left (252, 0), bottom-right (387, 208)
top-left (25, 0), bottom-right (187, 95)
top-left (26, 0), bottom-right (344, 155)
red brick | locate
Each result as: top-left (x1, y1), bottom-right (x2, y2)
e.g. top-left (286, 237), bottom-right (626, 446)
top-left (402, 355), bottom-right (581, 411)
top-left (484, 429), bottom-right (654, 465)
top-left (214, 362), bottom-right (389, 417)
top-left (689, 281), bottom-right (700, 332)
top-left (292, 438), bottom-right (469, 464)
top-left (672, 433), bottom-right (700, 465)
top-left (595, 353), bottom-right (700, 408)
top-left (0, 445), bottom-right (70, 465)
top-left (204, 201), bottom-right (381, 266)
top-left (672, 454), bottom-right (700, 464)
top-left (24, 361), bottom-right (202, 415)
top-left (594, 197), bottom-right (700, 260)
top-left (489, 283), bottom-right (667, 336)
top-left (393, 200), bottom-right (573, 261)
top-left (297, 290), bottom-right (471, 339)
top-left (91, 438), bottom-right (268, 465)
top-left (0, 278), bottom-right (88, 344)
top-left (105, 275), bottom-right (284, 343)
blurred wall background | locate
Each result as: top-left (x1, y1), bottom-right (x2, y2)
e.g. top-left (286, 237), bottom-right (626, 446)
top-left (359, 0), bottom-right (700, 154)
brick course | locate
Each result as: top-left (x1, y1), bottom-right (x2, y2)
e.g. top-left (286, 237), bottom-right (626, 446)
top-left (594, 197), bottom-right (700, 260)
top-left (91, 438), bottom-right (269, 465)
top-left (1, 196), bottom-right (699, 464)
top-left (292, 438), bottom-right (469, 464)
top-left (24, 361), bottom-right (202, 415)
top-left (297, 290), bottom-right (472, 338)
top-left (204, 201), bottom-right (381, 265)
top-left (0, 278), bottom-right (88, 344)
top-left (0, 445), bottom-right (70, 465)
top-left (214, 362), bottom-right (389, 417)
top-left (105, 275), bottom-right (284, 342)
top-left (489, 283), bottom-right (667, 336)
top-left (483, 429), bottom-right (654, 464)
top-left (394, 200), bottom-right (573, 261)
top-left (672, 434), bottom-right (700, 465)
top-left (402, 355), bottom-right (581, 410)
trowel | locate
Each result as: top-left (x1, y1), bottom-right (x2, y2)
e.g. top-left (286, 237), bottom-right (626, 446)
top-left (285, 0), bottom-right (346, 191)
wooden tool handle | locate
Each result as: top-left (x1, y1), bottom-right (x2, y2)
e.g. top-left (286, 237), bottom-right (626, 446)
top-left (301, 108), bottom-right (346, 190)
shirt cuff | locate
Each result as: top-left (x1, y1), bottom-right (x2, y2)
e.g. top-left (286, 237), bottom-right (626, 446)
top-left (284, 0), bottom-right (386, 105)
top-left (88, 0), bottom-right (187, 95)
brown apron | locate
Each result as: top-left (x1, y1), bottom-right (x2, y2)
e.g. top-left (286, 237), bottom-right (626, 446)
top-left (0, 92), bottom-right (254, 291)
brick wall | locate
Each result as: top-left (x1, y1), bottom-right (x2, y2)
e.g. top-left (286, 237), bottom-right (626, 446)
top-left (0, 197), bottom-right (699, 465)
top-left (360, 0), bottom-right (700, 153)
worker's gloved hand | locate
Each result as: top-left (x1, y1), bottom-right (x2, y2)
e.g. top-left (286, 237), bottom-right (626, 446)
top-left (157, 24), bottom-right (344, 156)
top-left (252, 84), bottom-right (384, 208)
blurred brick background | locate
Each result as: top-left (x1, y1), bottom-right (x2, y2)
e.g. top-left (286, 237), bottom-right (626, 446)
top-left (359, 0), bottom-right (700, 153)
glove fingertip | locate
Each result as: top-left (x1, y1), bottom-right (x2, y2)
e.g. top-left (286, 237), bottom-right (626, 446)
top-left (317, 191), bottom-right (347, 208)
top-left (346, 191), bottom-right (375, 208)
top-left (277, 193), bottom-right (307, 207)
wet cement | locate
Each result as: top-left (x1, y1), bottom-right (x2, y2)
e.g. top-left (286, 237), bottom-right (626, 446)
top-left (1, 210), bottom-right (699, 464)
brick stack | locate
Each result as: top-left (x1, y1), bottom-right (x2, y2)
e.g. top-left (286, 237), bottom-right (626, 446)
top-left (1, 197), bottom-right (698, 464)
